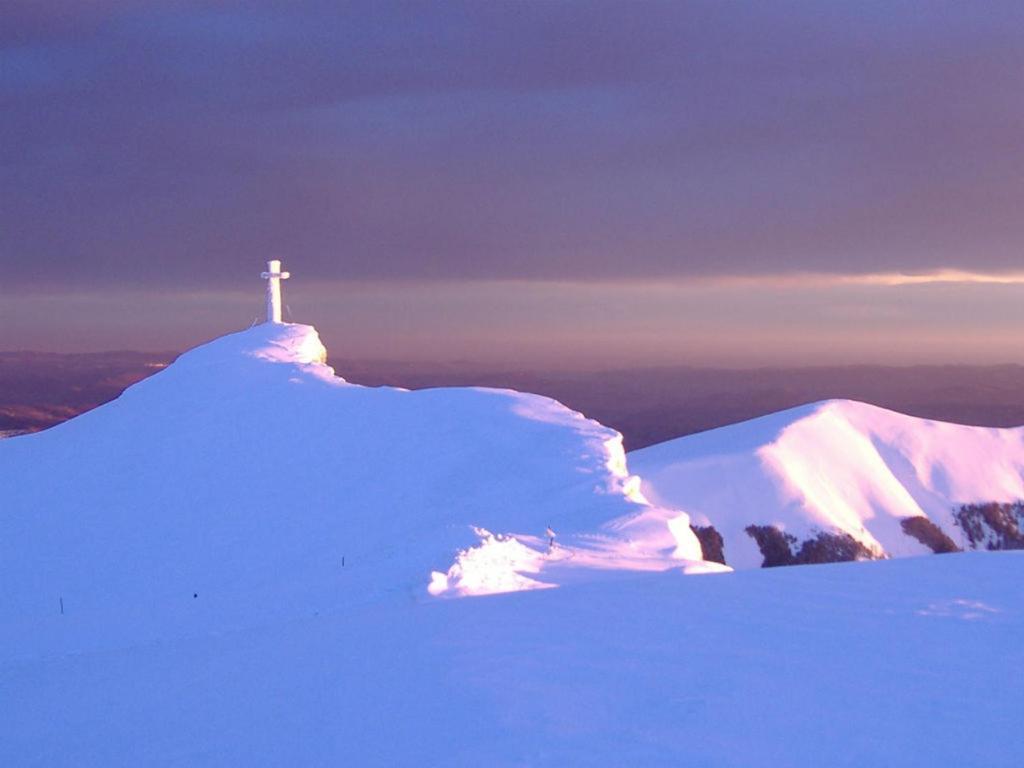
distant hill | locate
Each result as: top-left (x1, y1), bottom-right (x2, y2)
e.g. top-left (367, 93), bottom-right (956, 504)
top-left (631, 400), bottom-right (1024, 568)
top-left (5, 351), bottom-right (1024, 450)
top-left (0, 350), bottom-right (174, 433)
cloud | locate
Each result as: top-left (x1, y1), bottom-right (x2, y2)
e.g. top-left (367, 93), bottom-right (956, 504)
top-left (633, 270), bottom-right (1024, 290)
top-left (838, 270), bottom-right (1024, 287)
top-left (2, 1), bottom-right (1024, 290)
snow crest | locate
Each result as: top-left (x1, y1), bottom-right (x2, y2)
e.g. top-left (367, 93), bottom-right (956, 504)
top-left (630, 399), bottom-right (1024, 568)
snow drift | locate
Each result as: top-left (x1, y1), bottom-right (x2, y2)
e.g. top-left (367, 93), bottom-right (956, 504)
top-left (630, 399), bottom-right (1024, 569)
top-left (0, 322), bottom-right (708, 635)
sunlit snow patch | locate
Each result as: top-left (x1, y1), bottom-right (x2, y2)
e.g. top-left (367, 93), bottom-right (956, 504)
top-left (428, 528), bottom-right (554, 597)
top-left (429, 521), bottom-right (730, 598)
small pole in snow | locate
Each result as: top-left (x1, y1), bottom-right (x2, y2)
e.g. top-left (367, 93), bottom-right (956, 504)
top-left (59, 597), bottom-right (64, 615)
top-left (342, 555), bottom-right (345, 568)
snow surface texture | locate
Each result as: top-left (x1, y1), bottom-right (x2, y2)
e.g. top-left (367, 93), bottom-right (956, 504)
top-left (3, 551), bottom-right (1021, 766)
top-left (630, 399), bottom-right (1024, 569)
top-left (0, 323), bottom-right (706, 631)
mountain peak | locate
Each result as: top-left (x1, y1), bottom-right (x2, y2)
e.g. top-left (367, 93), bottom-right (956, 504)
top-left (0, 321), bottom-right (710, 631)
top-left (631, 398), bottom-right (1024, 568)
top-left (174, 322), bottom-right (329, 368)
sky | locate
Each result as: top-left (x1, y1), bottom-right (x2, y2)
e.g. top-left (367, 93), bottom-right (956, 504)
top-left (3, 1), bottom-right (1024, 366)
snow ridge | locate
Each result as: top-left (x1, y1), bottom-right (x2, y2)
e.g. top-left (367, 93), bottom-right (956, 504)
top-left (630, 399), bottom-right (1024, 568)
top-left (0, 323), bottom-right (711, 644)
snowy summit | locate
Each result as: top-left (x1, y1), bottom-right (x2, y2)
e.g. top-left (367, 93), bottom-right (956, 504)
top-left (0, 318), bottom-right (715, 632)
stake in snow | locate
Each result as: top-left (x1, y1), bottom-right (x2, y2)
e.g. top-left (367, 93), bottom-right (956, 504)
top-left (260, 259), bottom-right (290, 324)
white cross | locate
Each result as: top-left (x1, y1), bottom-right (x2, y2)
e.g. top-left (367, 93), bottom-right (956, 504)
top-left (260, 259), bottom-right (291, 324)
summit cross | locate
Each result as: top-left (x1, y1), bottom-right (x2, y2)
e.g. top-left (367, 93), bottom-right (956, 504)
top-left (260, 259), bottom-right (291, 324)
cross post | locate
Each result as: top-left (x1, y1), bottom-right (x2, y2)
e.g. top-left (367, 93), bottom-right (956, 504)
top-left (260, 260), bottom-right (291, 324)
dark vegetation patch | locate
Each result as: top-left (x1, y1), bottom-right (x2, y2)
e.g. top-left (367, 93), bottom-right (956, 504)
top-left (954, 502), bottom-right (1024, 550)
top-left (690, 525), bottom-right (726, 565)
top-left (744, 525), bottom-right (798, 567)
top-left (900, 517), bottom-right (961, 554)
top-left (744, 525), bottom-right (879, 568)
top-left (795, 532), bottom-right (877, 564)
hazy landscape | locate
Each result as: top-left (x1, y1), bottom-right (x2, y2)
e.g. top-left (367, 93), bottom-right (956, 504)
top-left (8, 350), bottom-right (1024, 449)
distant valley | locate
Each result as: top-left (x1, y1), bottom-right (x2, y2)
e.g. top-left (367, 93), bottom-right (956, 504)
top-left (6, 350), bottom-right (1024, 449)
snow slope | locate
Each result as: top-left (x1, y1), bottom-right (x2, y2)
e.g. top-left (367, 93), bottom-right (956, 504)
top-left (630, 399), bottom-right (1024, 569)
top-left (0, 322), bottom-right (706, 637)
top-left (2, 551), bottom-right (1021, 766)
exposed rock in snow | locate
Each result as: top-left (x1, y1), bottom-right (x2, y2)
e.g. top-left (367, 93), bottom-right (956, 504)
top-left (629, 399), bottom-right (1024, 568)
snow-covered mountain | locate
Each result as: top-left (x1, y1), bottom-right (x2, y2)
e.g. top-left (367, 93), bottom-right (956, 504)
top-left (2, 325), bottom-right (1023, 766)
top-left (630, 399), bottom-right (1024, 569)
top-left (0, 322), bottom-right (712, 633)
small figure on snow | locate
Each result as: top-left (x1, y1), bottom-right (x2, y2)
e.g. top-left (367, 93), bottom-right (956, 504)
top-left (546, 526), bottom-right (557, 552)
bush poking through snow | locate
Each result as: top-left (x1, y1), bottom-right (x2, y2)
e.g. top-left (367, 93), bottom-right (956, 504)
top-left (690, 524), bottom-right (726, 565)
top-left (954, 502), bottom-right (1024, 550)
top-left (744, 525), bottom-right (800, 567)
top-left (744, 525), bottom-right (878, 568)
top-left (900, 517), bottom-right (960, 554)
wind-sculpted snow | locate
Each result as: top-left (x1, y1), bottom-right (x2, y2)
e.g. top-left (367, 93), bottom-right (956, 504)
top-left (0, 323), bottom-right (706, 642)
top-left (630, 400), bottom-right (1024, 568)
